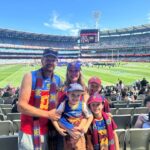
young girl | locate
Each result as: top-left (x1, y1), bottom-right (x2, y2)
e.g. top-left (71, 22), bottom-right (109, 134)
top-left (88, 77), bottom-right (110, 113)
top-left (52, 83), bottom-right (93, 150)
top-left (87, 93), bottom-right (119, 150)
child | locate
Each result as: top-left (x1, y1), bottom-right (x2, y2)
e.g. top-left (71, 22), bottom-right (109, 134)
top-left (88, 77), bottom-right (110, 113)
top-left (57, 62), bottom-right (88, 105)
top-left (52, 83), bottom-right (93, 150)
top-left (87, 93), bottom-right (119, 150)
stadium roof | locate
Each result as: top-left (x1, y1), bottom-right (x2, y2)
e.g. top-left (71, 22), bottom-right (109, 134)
top-left (0, 28), bottom-right (78, 42)
top-left (100, 24), bottom-right (150, 36)
top-left (0, 24), bottom-right (150, 40)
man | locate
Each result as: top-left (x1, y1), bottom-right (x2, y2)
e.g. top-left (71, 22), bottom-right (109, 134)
top-left (140, 77), bottom-right (149, 88)
top-left (18, 48), bottom-right (62, 150)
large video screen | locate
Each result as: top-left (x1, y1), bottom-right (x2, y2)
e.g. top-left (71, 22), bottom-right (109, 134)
top-left (80, 29), bottom-right (99, 44)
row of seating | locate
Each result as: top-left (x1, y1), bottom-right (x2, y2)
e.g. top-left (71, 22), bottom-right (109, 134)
top-left (116, 128), bottom-right (150, 150)
top-left (110, 107), bottom-right (148, 115)
top-left (0, 127), bottom-right (149, 150)
top-left (0, 113), bottom-right (20, 121)
top-left (0, 120), bottom-right (20, 135)
top-left (1, 105), bottom-right (148, 116)
top-left (0, 97), bottom-right (14, 104)
top-left (114, 102), bottom-right (143, 108)
top-left (113, 114), bottom-right (146, 129)
top-left (0, 104), bottom-right (12, 108)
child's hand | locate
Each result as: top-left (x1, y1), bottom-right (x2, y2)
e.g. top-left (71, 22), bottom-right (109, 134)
top-left (72, 126), bottom-right (82, 132)
top-left (73, 126), bottom-right (88, 134)
top-left (58, 128), bottom-right (67, 136)
top-left (67, 130), bottom-right (81, 139)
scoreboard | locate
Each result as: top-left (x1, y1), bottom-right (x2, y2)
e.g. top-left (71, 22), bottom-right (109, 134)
top-left (80, 29), bottom-right (99, 44)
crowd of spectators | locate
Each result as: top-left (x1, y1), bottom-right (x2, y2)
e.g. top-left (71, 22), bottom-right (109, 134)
top-left (0, 84), bottom-right (19, 113)
top-left (1, 77), bottom-right (149, 114)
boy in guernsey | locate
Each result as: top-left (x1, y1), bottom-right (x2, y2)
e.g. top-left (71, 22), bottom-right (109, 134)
top-left (52, 83), bottom-right (93, 150)
top-left (87, 93), bottom-right (119, 150)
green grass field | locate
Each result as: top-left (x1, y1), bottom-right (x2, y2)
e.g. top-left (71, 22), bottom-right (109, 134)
top-left (0, 62), bottom-right (150, 88)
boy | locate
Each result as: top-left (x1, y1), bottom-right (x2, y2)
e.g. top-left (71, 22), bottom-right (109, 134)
top-left (52, 83), bottom-right (93, 150)
top-left (87, 93), bottom-right (119, 150)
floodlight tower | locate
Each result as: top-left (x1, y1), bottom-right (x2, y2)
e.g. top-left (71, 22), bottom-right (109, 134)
top-left (93, 11), bottom-right (100, 29)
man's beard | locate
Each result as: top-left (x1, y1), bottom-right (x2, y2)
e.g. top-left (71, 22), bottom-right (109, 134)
top-left (43, 64), bottom-right (54, 73)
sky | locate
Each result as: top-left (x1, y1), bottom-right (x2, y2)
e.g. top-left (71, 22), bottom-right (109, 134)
top-left (0, 0), bottom-right (150, 36)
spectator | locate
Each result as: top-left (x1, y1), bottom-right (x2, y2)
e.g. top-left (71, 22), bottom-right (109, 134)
top-left (17, 49), bottom-right (61, 150)
top-left (88, 77), bottom-right (110, 112)
top-left (140, 77), bottom-right (149, 88)
top-left (134, 96), bottom-right (150, 128)
top-left (86, 93), bottom-right (119, 150)
top-left (11, 97), bottom-right (19, 113)
top-left (52, 83), bottom-right (93, 150)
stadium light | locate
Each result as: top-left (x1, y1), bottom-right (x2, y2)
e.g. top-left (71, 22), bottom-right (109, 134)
top-left (92, 11), bottom-right (101, 29)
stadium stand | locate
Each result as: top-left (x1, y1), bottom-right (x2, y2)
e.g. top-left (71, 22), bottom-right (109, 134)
top-left (0, 24), bottom-right (150, 63)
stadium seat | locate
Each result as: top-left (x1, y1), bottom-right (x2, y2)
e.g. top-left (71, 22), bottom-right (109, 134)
top-left (113, 114), bottom-right (131, 129)
top-left (0, 120), bottom-right (14, 135)
top-left (128, 103), bottom-right (141, 108)
top-left (135, 100), bottom-right (143, 104)
top-left (137, 94), bottom-right (145, 101)
top-left (2, 108), bottom-right (12, 115)
top-left (110, 108), bottom-right (117, 115)
top-left (0, 104), bottom-right (12, 108)
top-left (116, 108), bottom-right (134, 115)
top-left (116, 129), bottom-right (126, 150)
top-left (3, 97), bottom-right (13, 104)
top-left (125, 128), bottom-right (150, 150)
top-left (0, 135), bottom-right (18, 150)
top-left (7, 113), bottom-right (21, 121)
top-left (114, 103), bottom-right (127, 109)
top-left (0, 107), bottom-right (2, 114)
top-left (134, 107), bottom-right (149, 114)
top-left (0, 113), bottom-right (5, 121)
top-left (13, 119), bottom-right (21, 133)
top-left (0, 98), bottom-right (4, 104)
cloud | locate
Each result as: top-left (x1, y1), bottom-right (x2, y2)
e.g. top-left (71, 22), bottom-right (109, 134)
top-left (43, 11), bottom-right (88, 35)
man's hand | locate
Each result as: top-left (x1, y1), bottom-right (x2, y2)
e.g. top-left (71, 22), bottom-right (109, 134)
top-left (73, 126), bottom-right (87, 134)
top-left (48, 109), bottom-right (60, 121)
top-left (67, 129), bottom-right (81, 139)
